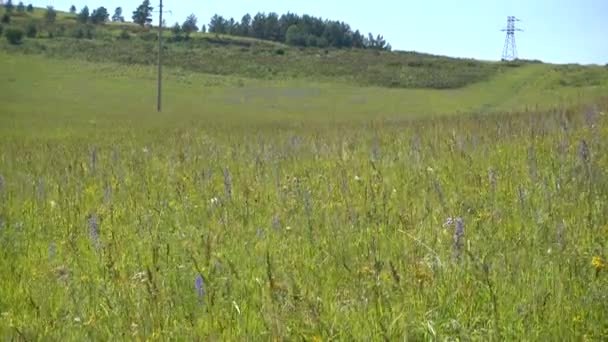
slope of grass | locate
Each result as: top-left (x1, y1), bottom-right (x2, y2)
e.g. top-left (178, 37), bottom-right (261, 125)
top-left (1, 55), bottom-right (608, 338)
top-left (1, 52), bottom-right (607, 134)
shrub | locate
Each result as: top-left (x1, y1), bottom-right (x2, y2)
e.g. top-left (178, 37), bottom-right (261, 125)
top-left (119, 29), bottom-right (130, 40)
top-left (1, 14), bottom-right (10, 24)
top-left (25, 22), bottom-right (36, 38)
top-left (0, 25), bottom-right (3, 37)
top-left (5, 27), bottom-right (24, 44)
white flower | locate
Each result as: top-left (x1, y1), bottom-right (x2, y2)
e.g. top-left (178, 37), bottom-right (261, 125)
top-left (354, 175), bottom-right (362, 182)
top-left (210, 197), bottom-right (220, 205)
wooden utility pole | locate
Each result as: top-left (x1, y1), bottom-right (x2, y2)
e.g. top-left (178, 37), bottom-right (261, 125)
top-left (157, 0), bottom-right (163, 112)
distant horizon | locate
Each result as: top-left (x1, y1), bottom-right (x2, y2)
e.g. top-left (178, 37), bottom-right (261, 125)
top-left (28, 0), bottom-right (608, 65)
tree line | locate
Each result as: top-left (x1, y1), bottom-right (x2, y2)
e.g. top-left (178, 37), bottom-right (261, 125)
top-left (202, 12), bottom-right (391, 50)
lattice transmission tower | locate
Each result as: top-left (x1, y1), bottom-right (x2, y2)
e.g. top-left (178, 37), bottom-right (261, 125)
top-left (501, 16), bottom-right (523, 61)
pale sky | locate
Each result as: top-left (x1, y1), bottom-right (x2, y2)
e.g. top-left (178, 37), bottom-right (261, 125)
top-left (40, 0), bottom-right (608, 64)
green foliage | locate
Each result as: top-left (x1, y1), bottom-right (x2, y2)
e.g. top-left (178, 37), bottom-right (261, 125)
top-left (0, 25), bottom-right (3, 37)
top-left (26, 3), bottom-right (33, 13)
top-left (1, 13), bottom-right (9, 24)
top-left (16, 1), bottom-right (25, 13)
top-left (182, 13), bottom-right (198, 35)
top-left (71, 25), bottom-right (94, 39)
top-left (118, 29), bottom-right (130, 40)
top-left (3, 36), bottom-right (505, 89)
top-left (285, 25), bottom-right (305, 46)
top-left (44, 6), bottom-right (57, 24)
top-left (4, 27), bottom-right (23, 44)
top-left (206, 11), bottom-right (390, 50)
top-left (25, 21), bottom-right (36, 38)
top-left (112, 7), bottom-right (124, 22)
top-left (77, 6), bottom-right (89, 24)
top-left (132, 0), bottom-right (153, 27)
top-left (90, 6), bottom-right (109, 25)
top-left (69, 4), bottom-right (76, 14)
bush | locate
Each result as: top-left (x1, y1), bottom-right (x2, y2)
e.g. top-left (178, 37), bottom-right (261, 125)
top-left (1, 14), bottom-right (10, 24)
top-left (118, 29), bottom-right (130, 40)
top-left (0, 25), bottom-right (3, 37)
top-left (5, 27), bottom-right (24, 44)
top-left (25, 22), bottom-right (36, 38)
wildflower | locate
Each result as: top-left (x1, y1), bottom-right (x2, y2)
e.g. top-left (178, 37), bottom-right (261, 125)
top-left (223, 167), bottom-right (232, 198)
top-left (49, 243), bottom-right (56, 260)
top-left (444, 217), bottom-right (465, 260)
top-left (209, 197), bottom-right (220, 206)
top-left (453, 218), bottom-right (465, 259)
top-left (443, 217), bottom-right (456, 228)
top-left (131, 271), bottom-right (147, 283)
top-left (88, 213), bottom-right (100, 250)
top-left (49, 200), bottom-right (57, 209)
top-left (488, 168), bottom-right (497, 191)
top-left (578, 139), bottom-right (590, 165)
top-left (592, 256), bottom-right (604, 274)
top-left (354, 175), bottom-right (362, 182)
top-left (195, 274), bottom-right (205, 304)
top-left (36, 178), bottom-right (44, 200)
top-left (256, 227), bottom-right (264, 239)
top-left (271, 215), bottom-right (281, 230)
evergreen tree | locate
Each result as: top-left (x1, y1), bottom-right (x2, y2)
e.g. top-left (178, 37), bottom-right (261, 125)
top-left (111, 7), bottom-right (124, 22)
top-left (132, 0), bottom-right (153, 27)
top-left (77, 6), bottom-right (90, 23)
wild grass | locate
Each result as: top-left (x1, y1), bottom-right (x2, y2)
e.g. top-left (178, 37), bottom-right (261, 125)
top-left (0, 53), bottom-right (607, 340)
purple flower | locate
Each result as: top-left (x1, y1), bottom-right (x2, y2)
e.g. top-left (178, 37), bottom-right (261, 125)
top-left (578, 139), bottom-right (590, 165)
top-left (453, 218), bottom-right (465, 259)
top-left (272, 215), bottom-right (281, 230)
top-left (444, 217), bottom-right (465, 260)
top-left (49, 242), bottom-right (56, 260)
top-left (88, 213), bottom-right (100, 249)
top-left (195, 274), bottom-right (205, 304)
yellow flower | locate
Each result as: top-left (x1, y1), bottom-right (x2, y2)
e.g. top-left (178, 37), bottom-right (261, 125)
top-left (592, 256), bottom-right (605, 272)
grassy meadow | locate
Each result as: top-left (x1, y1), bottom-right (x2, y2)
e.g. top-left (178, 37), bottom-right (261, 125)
top-left (1, 27), bottom-right (608, 340)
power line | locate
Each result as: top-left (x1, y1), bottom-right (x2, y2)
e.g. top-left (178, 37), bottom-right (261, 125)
top-left (501, 16), bottom-right (523, 61)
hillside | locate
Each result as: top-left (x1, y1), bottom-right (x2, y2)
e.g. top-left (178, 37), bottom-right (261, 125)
top-left (1, 5), bottom-right (608, 101)
top-left (0, 5), bottom-right (518, 89)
